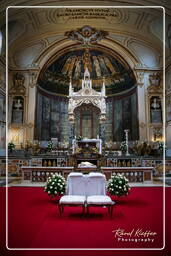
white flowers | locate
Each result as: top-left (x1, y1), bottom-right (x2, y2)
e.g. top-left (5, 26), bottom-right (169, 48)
top-left (107, 174), bottom-right (131, 196)
top-left (44, 174), bottom-right (66, 196)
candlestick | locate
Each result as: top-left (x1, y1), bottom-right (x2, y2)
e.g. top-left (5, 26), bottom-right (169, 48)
top-left (124, 129), bottom-right (130, 156)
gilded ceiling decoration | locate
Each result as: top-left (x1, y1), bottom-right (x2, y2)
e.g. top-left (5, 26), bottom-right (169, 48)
top-left (65, 26), bottom-right (108, 46)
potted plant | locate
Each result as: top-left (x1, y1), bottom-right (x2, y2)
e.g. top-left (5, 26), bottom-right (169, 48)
top-left (107, 174), bottom-right (131, 201)
top-left (44, 173), bottom-right (66, 201)
top-left (157, 141), bottom-right (166, 155)
top-left (8, 142), bottom-right (15, 153)
top-left (76, 135), bottom-right (83, 141)
top-left (120, 141), bottom-right (127, 155)
top-left (47, 140), bottom-right (53, 152)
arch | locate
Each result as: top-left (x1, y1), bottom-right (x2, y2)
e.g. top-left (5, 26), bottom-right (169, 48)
top-left (36, 38), bottom-right (139, 73)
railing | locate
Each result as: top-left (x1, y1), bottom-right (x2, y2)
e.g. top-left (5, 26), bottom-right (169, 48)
top-left (101, 167), bottom-right (153, 182)
top-left (21, 166), bottom-right (74, 182)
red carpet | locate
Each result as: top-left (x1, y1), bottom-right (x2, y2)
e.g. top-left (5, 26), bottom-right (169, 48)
top-left (0, 187), bottom-right (171, 256)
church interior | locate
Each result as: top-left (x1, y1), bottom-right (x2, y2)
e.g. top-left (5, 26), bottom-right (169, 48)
top-left (0, 0), bottom-right (171, 252)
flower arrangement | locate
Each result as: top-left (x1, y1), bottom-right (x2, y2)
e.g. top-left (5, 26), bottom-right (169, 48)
top-left (44, 173), bottom-right (66, 197)
top-left (157, 141), bottom-right (166, 153)
top-left (8, 142), bottom-right (15, 152)
top-left (75, 147), bottom-right (82, 154)
top-left (92, 147), bottom-right (98, 154)
top-left (120, 141), bottom-right (127, 152)
top-left (47, 140), bottom-right (53, 151)
top-left (107, 174), bottom-right (131, 197)
top-left (76, 135), bottom-right (83, 141)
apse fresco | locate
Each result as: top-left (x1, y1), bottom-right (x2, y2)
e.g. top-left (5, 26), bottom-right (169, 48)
top-left (38, 48), bottom-right (135, 96)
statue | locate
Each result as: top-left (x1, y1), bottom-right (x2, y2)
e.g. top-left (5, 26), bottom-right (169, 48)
top-left (13, 73), bottom-right (25, 87)
top-left (151, 97), bottom-right (160, 109)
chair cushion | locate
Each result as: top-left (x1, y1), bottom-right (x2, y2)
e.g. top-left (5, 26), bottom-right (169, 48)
top-left (88, 172), bottom-right (104, 177)
top-left (87, 195), bottom-right (113, 205)
top-left (59, 195), bottom-right (86, 205)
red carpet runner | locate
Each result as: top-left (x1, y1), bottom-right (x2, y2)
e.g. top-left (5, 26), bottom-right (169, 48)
top-left (4, 187), bottom-right (164, 249)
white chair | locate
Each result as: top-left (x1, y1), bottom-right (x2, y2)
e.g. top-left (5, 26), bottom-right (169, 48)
top-left (86, 172), bottom-right (115, 216)
top-left (59, 173), bottom-right (86, 215)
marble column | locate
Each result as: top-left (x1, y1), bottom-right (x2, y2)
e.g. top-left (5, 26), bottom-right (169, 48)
top-left (99, 122), bottom-right (106, 145)
top-left (69, 123), bottom-right (75, 147)
top-left (136, 73), bottom-right (148, 142)
top-left (26, 72), bottom-right (37, 143)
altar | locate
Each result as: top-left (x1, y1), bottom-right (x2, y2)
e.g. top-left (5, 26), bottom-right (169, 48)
top-left (72, 138), bottom-right (102, 154)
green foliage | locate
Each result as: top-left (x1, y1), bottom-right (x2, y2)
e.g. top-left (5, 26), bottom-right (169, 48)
top-left (47, 140), bottom-right (53, 151)
top-left (44, 173), bottom-right (66, 197)
top-left (157, 141), bottom-right (166, 152)
top-left (76, 135), bottom-right (83, 141)
top-left (8, 142), bottom-right (15, 150)
top-left (120, 141), bottom-right (127, 152)
top-left (107, 174), bottom-right (131, 197)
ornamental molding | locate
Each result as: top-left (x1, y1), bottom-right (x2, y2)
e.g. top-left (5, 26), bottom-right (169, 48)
top-left (135, 71), bottom-right (145, 87)
top-left (65, 26), bottom-right (108, 45)
top-left (68, 68), bottom-right (106, 123)
top-left (139, 122), bottom-right (146, 129)
top-left (147, 72), bottom-right (162, 93)
top-left (28, 71), bottom-right (39, 88)
top-left (9, 73), bottom-right (26, 96)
